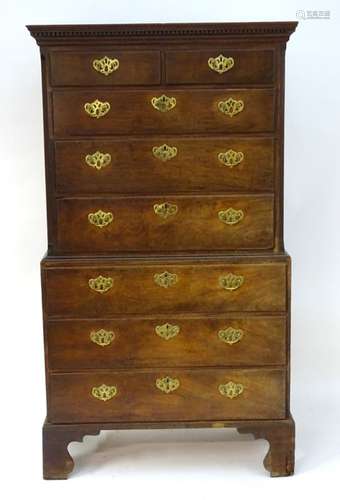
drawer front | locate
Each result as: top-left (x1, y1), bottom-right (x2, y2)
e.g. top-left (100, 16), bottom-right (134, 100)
top-left (44, 262), bottom-right (287, 316)
top-left (52, 89), bottom-right (275, 136)
top-left (56, 195), bottom-right (274, 253)
top-left (47, 316), bottom-right (287, 370)
top-left (48, 368), bottom-right (286, 423)
top-left (55, 138), bottom-right (274, 194)
top-left (165, 49), bottom-right (274, 84)
top-left (50, 51), bottom-right (161, 86)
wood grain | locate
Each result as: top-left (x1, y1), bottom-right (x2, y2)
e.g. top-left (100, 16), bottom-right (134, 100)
top-left (165, 49), bottom-right (274, 84)
top-left (52, 89), bottom-right (275, 137)
top-left (56, 195), bottom-right (274, 253)
top-left (50, 50), bottom-right (161, 86)
top-left (43, 259), bottom-right (287, 316)
top-left (42, 415), bottom-right (295, 479)
top-left (238, 416), bottom-right (295, 476)
top-left (48, 368), bottom-right (286, 423)
top-left (27, 21), bottom-right (297, 478)
top-left (46, 315), bottom-right (287, 370)
top-left (55, 137), bottom-right (275, 194)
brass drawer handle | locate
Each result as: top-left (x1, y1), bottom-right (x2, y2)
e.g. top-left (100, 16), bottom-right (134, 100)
top-left (218, 381), bottom-right (244, 399)
top-left (90, 329), bottom-right (115, 346)
top-left (155, 323), bottom-right (180, 340)
top-left (154, 202), bottom-right (178, 219)
top-left (154, 271), bottom-right (178, 288)
top-left (156, 376), bottom-right (180, 393)
top-left (219, 273), bottom-right (244, 291)
top-left (218, 208), bottom-right (244, 225)
top-left (151, 94), bottom-right (176, 112)
top-left (85, 151), bottom-right (112, 170)
top-left (84, 99), bottom-right (110, 119)
top-left (152, 144), bottom-right (178, 162)
top-left (218, 327), bottom-right (244, 345)
top-left (218, 149), bottom-right (244, 167)
top-left (218, 98), bottom-right (244, 117)
top-left (91, 384), bottom-right (117, 401)
top-left (88, 210), bottom-right (113, 228)
top-left (88, 275), bottom-right (113, 294)
top-left (92, 56), bottom-right (119, 76)
top-left (208, 54), bottom-right (234, 74)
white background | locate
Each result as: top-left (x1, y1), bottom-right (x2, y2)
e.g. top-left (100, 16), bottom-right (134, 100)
top-left (1, 0), bottom-right (339, 497)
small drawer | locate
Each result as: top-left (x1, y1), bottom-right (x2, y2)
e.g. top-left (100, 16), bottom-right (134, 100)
top-left (165, 49), bottom-right (274, 84)
top-left (55, 137), bottom-right (275, 194)
top-left (52, 88), bottom-right (275, 136)
top-left (49, 50), bottom-right (161, 86)
top-left (43, 259), bottom-right (287, 316)
top-left (46, 315), bottom-right (287, 371)
top-left (55, 195), bottom-right (274, 253)
top-left (48, 368), bottom-right (286, 423)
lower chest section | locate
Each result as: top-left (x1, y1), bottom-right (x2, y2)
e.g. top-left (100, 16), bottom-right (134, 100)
top-left (43, 255), bottom-right (290, 424)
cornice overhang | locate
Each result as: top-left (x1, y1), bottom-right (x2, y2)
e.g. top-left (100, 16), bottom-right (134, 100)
top-left (27, 22), bottom-right (298, 46)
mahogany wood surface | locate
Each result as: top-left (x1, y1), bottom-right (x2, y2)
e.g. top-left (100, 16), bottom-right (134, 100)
top-left (46, 315), bottom-right (287, 370)
top-left (165, 49), bottom-right (274, 84)
top-left (50, 50), bottom-right (161, 86)
top-left (48, 368), bottom-right (286, 423)
top-left (55, 137), bottom-right (275, 194)
top-left (238, 416), bottom-right (295, 477)
top-left (28, 21), bottom-right (297, 478)
top-left (42, 258), bottom-right (288, 316)
top-left (56, 195), bottom-right (274, 253)
top-left (42, 416), bottom-right (295, 479)
top-left (52, 88), bottom-right (275, 137)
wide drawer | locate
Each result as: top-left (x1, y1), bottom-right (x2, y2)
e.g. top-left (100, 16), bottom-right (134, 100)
top-left (165, 49), bottom-right (274, 84)
top-left (48, 368), bottom-right (286, 423)
top-left (52, 89), bottom-right (275, 136)
top-left (43, 261), bottom-right (287, 316)
top-left (55, 137), bottom-right (274, 194)
top-left (56, 195), bottom-right (274, 253)
top-left (49, 50), bottom-right (161, 86)
top-left (46, 315), bottom-right (286, 370)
